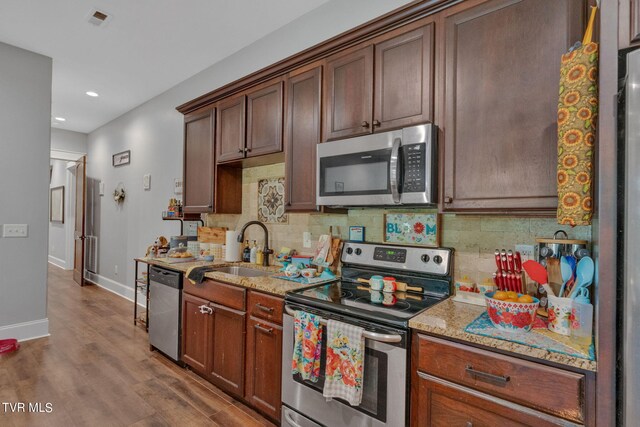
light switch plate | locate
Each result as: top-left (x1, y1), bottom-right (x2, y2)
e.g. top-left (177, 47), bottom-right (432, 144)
top-left (3, 224), bottom-right (28, 238)
top-left (143, 174), bottom-right (151, 190)
top-left (303, 232), bottom-right (312, 248)
top-left (99, 181), bottom-right (105, 196)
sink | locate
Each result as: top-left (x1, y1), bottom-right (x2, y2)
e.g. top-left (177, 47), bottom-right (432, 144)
top-left (212, 266), bottom-right (272, 277)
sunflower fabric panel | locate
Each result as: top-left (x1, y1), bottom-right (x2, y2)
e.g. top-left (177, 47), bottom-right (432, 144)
top-left (322, 319), bottom-right (365, 406)
top-left (556, 43), bottom-right (598, 226)
top-left (291, 310), bottom-right (323, 382)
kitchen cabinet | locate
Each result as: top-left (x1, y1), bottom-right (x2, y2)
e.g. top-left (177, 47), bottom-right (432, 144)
top-left (245, 316), bottom-right (282, 420)
top-left (440, 0), bottom-right (586, 212)
top-left (285, 65), bottom-right (322, 211)
top-left (216, 95), bottom-right (246, 163)
top-left (209, 303), bottom-right (246, 396)
top-left (620, 0), bottom-right (640, 49)
top-left (183, 109), bottom-right (215, 213)
top-left (181, 293), bottom-right (210, 375)
top-left (411, 333), bottom-right (595, 426)
top-left (217, 79), bottom-right (284, 164)
top-left (323, 22), bottom-right (434, 141)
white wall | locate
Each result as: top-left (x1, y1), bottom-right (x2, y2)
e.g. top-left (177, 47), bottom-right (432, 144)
top-left (87, 0), bottom-right (413, 299)
top-left (0, 41), bottom-right (52, 341)
top-left (48, 128), bottom-right (88, 270)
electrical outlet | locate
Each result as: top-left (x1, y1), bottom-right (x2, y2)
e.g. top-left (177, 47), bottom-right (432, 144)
top-left (114, 265), bottom-right (118, 275)
top-left (515, 244), bottom-right (535, 262)
top-left (303, 232), bottom-right (312, 248)
top-left (2, 224), bottom-right (28, 238)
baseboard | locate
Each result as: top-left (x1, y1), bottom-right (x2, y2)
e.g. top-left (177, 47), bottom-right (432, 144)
top-left (0, 318), bottom-right (49, 342)
top-left (48, 255), bottom-right (68, 270)
top-left (85, 271), bottom-right (146, 308)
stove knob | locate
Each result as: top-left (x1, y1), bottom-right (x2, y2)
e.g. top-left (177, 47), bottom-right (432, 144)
top-left (355, 248), bottom-right (362, 256)
top-left (421, 254), bottom-right (430, 263)
top-left (433, 255), bottom-right (443, 265)
top-left (346, 247), bottom-right (354, 255)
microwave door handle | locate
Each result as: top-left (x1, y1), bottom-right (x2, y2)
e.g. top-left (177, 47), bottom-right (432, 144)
top-left (389, 137), bottom-right (401, 204)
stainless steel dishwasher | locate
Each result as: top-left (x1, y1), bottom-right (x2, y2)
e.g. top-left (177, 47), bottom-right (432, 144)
top-left (148, 265), bottom-right (182, 363)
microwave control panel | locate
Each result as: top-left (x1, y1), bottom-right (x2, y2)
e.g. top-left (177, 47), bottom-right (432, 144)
top-left (402, 144), bottom-right (426, 193)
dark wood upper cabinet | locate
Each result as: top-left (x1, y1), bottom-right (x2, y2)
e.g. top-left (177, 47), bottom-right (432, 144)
top-left (632, 0), bottom-right (640, 45)
top-left (285, 65), bottom-right (322, 211)
top-left (374, 24), bottom-right (434, 131)
top-left (245, 316), bottom-right (283, 422)
top-left (208, 302), bottom-right (246, 398)
top-left (441, 0), bottom-right (586, 213)
top-left (246, 80), bottom-right (284, 158)
top-left (324, 45), bottom-right (374, 141)
top-left (216, 95), bottom-right (246, 163)
top-left (621, 0), bottom-right (640, 49)
top-left (183, 109), bottom-right (215, 213)
top-left (181, 293), bottom-right (210, 375)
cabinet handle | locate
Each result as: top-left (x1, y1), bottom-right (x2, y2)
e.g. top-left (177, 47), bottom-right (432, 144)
top-left (198, 304), bottom-right (213, 315)
top-left (245, 148), bottom-right (251, 153)
top-left (372, 119), bottom-right (381, 127)
top-left (466, 423), bottom-right (473, 427)
top-left (361, 121), bottom-right (370, 128)
top-left (238, 148), bottom-right (244, 153)
top-left (254, 324), bottom-right (273, 334)
top-left (255, 303), bottom-right (274, 313)
top-left (465, 365), bottom-right (510, 384)
top-left (444, 196), bottom-right (453, 204)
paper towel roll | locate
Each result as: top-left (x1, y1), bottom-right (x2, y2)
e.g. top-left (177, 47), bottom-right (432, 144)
top-left (225, 230), bottom-right (242, 262)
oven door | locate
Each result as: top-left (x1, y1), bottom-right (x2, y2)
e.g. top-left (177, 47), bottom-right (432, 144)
top-left (316, 129), bottom-right (402, 206)
top-left (282, 307), bottom-right (408, 427)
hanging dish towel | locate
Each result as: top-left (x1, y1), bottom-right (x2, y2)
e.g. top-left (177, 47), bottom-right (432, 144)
top-left (557, 6), bottom-right (598, 226)
top-left (322, 319), bottom-right (365, 406)
top-left (291, 311), bottom-right (323, 382)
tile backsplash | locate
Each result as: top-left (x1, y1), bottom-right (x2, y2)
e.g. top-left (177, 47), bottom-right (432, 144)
top-left (206, 163), bottom-right (591, 281)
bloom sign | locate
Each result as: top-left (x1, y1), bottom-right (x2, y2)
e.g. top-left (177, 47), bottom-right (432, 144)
top-left (384, 213), bottom-right (439, 247)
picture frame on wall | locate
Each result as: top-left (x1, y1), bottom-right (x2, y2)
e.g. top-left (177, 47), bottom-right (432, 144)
top-left (50, 186), bottom-right (64, 223)
top-left (384, 212), bottom-right (440, 247)
top-left (112, 150), bottom-right (130, 167)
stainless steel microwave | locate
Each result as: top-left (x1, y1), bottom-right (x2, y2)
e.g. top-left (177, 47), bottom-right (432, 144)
top-left (316, 124), bottom-right (436, 207)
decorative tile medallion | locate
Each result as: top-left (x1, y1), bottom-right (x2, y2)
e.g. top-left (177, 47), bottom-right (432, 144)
top-left (384, 212), bottom-right (440, 247)
top-left (258, 177), bottom-right (288, 224)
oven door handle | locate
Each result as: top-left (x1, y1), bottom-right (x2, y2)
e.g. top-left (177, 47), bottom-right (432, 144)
top-left (284, 410), bottom-right (303, 427)
top-left (389, 137), bottom-right (402, 204)
top-left (285, 306), bottom-right (402, 343)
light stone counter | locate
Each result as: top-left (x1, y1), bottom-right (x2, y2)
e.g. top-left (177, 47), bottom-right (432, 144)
top-left (136, 258), bottom-right (319, 296)
top-left (409, 298), bottom-right (597, 372)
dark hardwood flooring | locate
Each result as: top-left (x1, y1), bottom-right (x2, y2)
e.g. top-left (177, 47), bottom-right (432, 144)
top-left (0, 265), bottom-right (277, 427)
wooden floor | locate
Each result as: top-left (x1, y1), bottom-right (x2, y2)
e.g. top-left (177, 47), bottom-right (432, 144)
top-left (0, 265), bottom-right (277, 427)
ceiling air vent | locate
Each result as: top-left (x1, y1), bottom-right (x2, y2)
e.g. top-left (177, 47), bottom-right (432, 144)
top-left (87, 9), bottom-right (111, 26)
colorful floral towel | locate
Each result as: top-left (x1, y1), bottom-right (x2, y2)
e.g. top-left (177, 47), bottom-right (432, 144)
top-left (557, 6), bottom-right (598, 226)
top-left (291, 311), bottom-right (323, 382)
top-left (322, 319), bottom-right (365, 406)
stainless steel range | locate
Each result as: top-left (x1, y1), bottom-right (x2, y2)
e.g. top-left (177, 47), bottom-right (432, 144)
top-left (282, 242), bottom-right (453, 427)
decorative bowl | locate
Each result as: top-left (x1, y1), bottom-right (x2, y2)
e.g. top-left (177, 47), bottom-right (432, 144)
top-left (484, 291), bottom-right (539, 332)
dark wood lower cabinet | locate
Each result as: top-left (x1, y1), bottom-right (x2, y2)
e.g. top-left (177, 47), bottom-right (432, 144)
top-left (209, 303), bottom-right (246, 397)
top-left (414, 373), bottom-right (566, 427)
top-left (245, 316), bottom-right (282, 421)
top-left (181, 293), bottom-right (210, 375)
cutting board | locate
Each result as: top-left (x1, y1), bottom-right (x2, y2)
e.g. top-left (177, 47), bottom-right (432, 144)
top-left (197, 227), bottom-right (227, 244)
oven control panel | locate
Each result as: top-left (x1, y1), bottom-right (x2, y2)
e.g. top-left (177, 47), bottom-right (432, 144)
top-left (342, 242), bottom-right (452, 276)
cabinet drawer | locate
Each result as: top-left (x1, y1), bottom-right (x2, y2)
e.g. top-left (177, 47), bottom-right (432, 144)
top-left (184, 279), bottom-right (245, 311)
top-left (415, 334), bottom-right (585, 424)
top-left (248, 291), bottom-right (283, 325)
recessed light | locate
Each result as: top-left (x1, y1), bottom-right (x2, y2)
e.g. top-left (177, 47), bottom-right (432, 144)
top-left (86, 91), bottom-right (99, 97)
top-left (54, 117), bottom-right (66, 122)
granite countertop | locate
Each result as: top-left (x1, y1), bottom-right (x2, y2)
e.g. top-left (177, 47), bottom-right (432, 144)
top-left (136, 257), bottom-right (319, 296)
top-left (409, 298), bottom-right (597, 372)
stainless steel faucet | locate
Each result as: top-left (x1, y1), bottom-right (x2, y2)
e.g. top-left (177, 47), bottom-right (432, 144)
top-left (237, 221), bottom-right (274, 266)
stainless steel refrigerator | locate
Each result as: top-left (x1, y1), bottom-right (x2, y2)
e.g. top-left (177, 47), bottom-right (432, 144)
top-left (623, 47), bottom-right (640, 426)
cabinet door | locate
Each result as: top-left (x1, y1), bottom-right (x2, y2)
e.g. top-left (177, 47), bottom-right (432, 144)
top-left (633, 0), bottom-right (640, 45)
top-left (324, 45), bottom-right (374, 141)
top-left (285, 66), bottom-right (322, 211)
top-left (181, 293), bottom-right (211, 374)
top-left (374, 24), bottom-right (434, 131)
top-left (209, 302), bottom-right (246, 397)
top-left (246, 80), bottom-right (284, 157)
top-left (413, 373), bottom-right (566, 427)
top-left (245, 317), bottom-right (283, 421)
top-left (441, 0), bottom-right (585, 212)
top-left (183, 109), bottom-right (215, 213)
top-left (216, 95), bottom-right (246, 163)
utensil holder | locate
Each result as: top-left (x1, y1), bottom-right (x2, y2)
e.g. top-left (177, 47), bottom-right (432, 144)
top-left (547, 295), bottom-right (573, 336)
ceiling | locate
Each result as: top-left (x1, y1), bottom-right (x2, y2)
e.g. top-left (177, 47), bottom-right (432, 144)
top-left (0, 0), bottom-right (330, 134)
